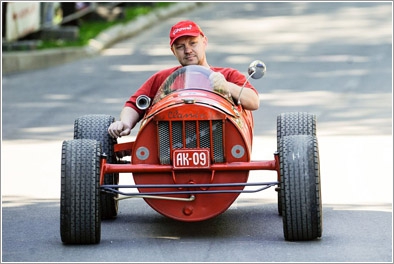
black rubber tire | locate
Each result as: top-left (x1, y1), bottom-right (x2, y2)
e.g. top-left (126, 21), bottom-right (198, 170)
top-left (277, 112), bottom-right (316, 145)
top-left (279, 135), bottom-right (322, 241)
top-left (74, 114), bottom-right (119, 219)
top-left (276, 112), bottom-right (317, 216)
top-left (60, 139), bottom-right (101, 244)
top-left (277, 189), bottom-right (282, 217)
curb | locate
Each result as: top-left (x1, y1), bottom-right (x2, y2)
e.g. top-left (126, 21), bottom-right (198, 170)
top-left (2, 2), bottom-right (203, 75)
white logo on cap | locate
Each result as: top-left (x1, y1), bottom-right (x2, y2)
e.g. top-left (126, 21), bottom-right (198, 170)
top-left (173, 25), bottom-right (193, 35)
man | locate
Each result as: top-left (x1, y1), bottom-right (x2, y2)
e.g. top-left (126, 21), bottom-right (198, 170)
top-left (108, 20), bottom-right (260, 138)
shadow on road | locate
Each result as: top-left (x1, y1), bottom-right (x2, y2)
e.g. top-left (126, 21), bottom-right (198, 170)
top-left (1, 196), bottom-right (392, 262)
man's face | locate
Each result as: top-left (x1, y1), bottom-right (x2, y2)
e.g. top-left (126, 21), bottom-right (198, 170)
top-left (171, 35), bottom-right (207, 66)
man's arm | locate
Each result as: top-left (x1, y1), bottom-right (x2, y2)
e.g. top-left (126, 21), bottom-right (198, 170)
top-left (108, 106), bottom-right (140, 138)
top-left (226, 81), bottom-right (260, 110)
top-left (209, 72), bottom-right (260, 110)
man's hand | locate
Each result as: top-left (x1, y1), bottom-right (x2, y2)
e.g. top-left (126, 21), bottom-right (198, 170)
top-left (108, 106), bottom-right (140, 138)
top-left (209, 72), bottom-right (230, 94)
top-left (209, 71), bottom-right (260, 110)
top-left (108, 121), bottom-right (132, 138)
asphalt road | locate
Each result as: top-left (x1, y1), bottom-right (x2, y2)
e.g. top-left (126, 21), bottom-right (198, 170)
top-left (2, 2), bottom-right (392, 263)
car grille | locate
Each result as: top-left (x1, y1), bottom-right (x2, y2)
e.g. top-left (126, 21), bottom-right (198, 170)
top-left (158, 120), bottom-right (224, 164)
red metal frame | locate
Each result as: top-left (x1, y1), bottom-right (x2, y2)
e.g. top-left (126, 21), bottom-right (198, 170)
top-left (99, 72), bottom-right (281, 221)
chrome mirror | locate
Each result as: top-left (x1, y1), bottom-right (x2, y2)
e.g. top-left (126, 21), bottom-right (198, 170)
top-left (248, 60), bottom-right (266, 79)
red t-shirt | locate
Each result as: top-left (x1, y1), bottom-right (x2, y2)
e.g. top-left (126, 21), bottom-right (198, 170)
top-left (125, 66), bottom-right (258, 120)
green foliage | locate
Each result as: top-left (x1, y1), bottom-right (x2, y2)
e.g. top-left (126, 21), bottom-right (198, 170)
top-left (37, 3), bottom-right (173, 50)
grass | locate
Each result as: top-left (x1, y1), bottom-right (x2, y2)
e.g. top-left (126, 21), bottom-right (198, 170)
top-left (37, 3), bottom-right (173, 50)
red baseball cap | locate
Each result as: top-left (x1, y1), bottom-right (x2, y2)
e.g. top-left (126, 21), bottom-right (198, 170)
top-left (169, 20), bottom-right (205, 46)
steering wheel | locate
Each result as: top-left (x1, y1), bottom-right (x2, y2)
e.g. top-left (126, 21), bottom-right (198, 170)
top-left (161, 65), bottom-right (213, 95)
top-left (157, 65), bottom-right (234, 105)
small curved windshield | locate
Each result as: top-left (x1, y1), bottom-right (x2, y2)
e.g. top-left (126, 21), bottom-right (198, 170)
top-left (152, 65), bottom-right (234, 105)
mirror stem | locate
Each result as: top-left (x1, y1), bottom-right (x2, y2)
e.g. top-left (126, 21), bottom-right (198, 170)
top-left (237, 69), bottom-right (256, 105)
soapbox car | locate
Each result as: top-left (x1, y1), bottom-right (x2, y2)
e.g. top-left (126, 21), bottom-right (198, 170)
top-left (60, 61), bottom-right (322, 244)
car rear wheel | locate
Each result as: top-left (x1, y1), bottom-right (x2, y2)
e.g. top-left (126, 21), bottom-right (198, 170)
top-left (60, 139), bottom-right (101, 244)
top-left (279, 135), bottom-right (322, 241)
top-left (74, 114), bottom-right (119, 219)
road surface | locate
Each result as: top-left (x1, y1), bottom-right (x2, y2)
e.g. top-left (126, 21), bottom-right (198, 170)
top-left (2, 2), bottom-right (392, 262)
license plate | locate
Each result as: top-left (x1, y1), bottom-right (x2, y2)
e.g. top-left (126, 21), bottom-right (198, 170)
top-left (173, 149), bottom-right (210, 169)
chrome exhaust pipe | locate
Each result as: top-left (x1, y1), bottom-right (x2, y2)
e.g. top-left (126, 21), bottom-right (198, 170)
top-left (136, 95), bottom-right (151, 110)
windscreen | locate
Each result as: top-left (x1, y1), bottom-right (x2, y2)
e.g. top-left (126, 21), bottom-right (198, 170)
top-left (152, 65), bottom-right (233, 105)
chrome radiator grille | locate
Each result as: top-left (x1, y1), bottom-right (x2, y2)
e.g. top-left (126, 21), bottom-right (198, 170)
top-left (158, 120), bottom-right (224, 164)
